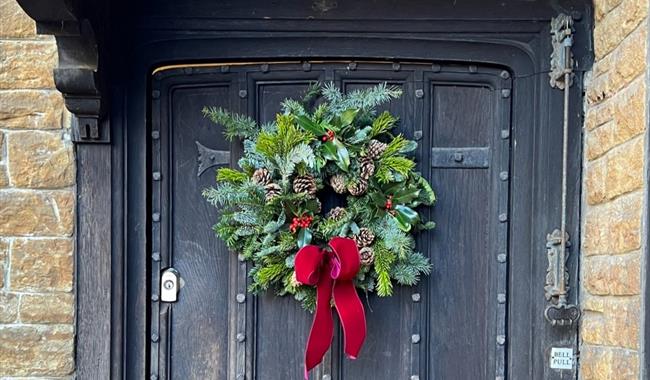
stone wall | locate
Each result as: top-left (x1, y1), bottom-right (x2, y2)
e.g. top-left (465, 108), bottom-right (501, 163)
top-left (0, 0), bottom-right (75, 378)
top-left (580, 0), bottom-right (649, 378)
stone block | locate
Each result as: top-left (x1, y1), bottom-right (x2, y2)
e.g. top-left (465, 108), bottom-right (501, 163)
top-left (7, 131), bottom-right (74, 188)
top-left (0, 238), bottom-right (7, 287)
top-left (583, 191), bottom-right (643, 255)
top-left (594, 0), bottom-right (648, 59)
top-left (0, 325), bottom-right (74, 376)
top-left (0, 41), bottom-right (57, 89)
top-left (585, 157), bottom-right (607, 205)
top-left (583, 253), bottom-right (641, 295)
top-left (0, 190), bottom-right (74, 236)
top-left (0, 0), bottom-right (36, 38)
top-left (0, 292), bottom-right (18, 323)
top-left (20, 293), bottom-right (74, 324)
top-left (581, 295), bottom-right (640, 349)
top-left (605, 136), bottom-right (644, 199)
top-left (10, 238), bottom-right (73, 292)
top-left (579, 345), bottom-right (638, 379)
top-left (0, 90), bottom-right (64, 130)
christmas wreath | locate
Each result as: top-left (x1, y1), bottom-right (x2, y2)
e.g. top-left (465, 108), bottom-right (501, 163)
top-left (202, 83), bottom-right (435, 373)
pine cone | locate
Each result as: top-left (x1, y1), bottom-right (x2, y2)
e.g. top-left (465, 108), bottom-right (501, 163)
top-left (366, 140), bottom-right (388, 159)
top-left (359, 157), bottom-right (376, 180)
top-left (252, 168), bottom-right (272, 185)
top-left (330, 174), bottom-right (347, 194)
top-left (264, 183), bottom-right (282, 202)
top-left (359, 247), bottom-right (375, 266)
top-left (327, 207), bottom-right (347, 220)
top-left (293, 175), bottom-right (317, 196)
top-left (347, 178), bottom-right (368, 196)
top-left (353, 228), bottom-right (375, 248)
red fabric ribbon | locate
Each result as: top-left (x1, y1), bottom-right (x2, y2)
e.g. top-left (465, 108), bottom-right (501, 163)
top-left (295, 237), bottom-right (366, 378)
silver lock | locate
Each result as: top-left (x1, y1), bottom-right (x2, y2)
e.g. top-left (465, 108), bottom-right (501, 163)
top-left (160, 267), bottom-right (181, 302)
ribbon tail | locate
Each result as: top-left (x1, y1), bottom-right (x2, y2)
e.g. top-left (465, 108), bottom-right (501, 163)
top-left (304, 276), bottom-right (334, 376)
top-left (332, 279), bottom-right (366, 360)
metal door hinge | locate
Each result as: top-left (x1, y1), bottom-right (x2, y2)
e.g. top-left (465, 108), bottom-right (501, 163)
top-left (161, 267), bottom-right (181, 303)
top-left (544, 229), bottom-right (579, 326)
top-left (196, 141), bottom-right (230, 176)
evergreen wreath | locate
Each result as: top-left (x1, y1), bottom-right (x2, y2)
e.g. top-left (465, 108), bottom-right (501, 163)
top-left (202, 83), bottom-right (436, 310)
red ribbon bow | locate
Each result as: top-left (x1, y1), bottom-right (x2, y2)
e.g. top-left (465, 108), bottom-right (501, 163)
top-left (295, 237), bottom-right (367, 378)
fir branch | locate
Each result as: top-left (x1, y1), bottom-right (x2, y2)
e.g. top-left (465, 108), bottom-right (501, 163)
top-left (375, 216), bottom-right (414, 258)
top-left (282, 99), bottom-right (306, 115)
top-left (375, 156), bottom-right (416, 183)
top-left (373, 240), bottom-right (396, 296)
top-left (302, 82), bottom-right (322, 106)
top-left (233, 209), bottom-right (259, 225)
top-left (391, 252), bottom-right (432, 286)
top-left (321, 82), bottom-right (402, 115)
top-left (238, 139), bottom-right (271, 172)
top-left (256, 115), bottom-right (313, 159)
top-left (255, 263), bottom-right (287, 288)
top-left (216, 168), bottom-right (248, 184)
top-left (381, 135), bottom-right (409, 157)
top-left (295, 286), bottom-right (317, 312)
top-left (202, 107), bottom-right (258, 140)
top-left (370, 111), bottom-right (397, 137)
top-left (275, 143), bottom-right (316, 181)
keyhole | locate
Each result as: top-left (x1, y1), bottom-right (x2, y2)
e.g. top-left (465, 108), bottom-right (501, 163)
top-left (163, 280), bottom-right (174, 290)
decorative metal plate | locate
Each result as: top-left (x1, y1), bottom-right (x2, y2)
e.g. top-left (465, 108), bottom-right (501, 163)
top-left (431, 147), bottom-right (490, 168)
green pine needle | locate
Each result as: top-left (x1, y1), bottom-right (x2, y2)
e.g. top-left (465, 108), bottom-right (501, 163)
top-left (216, 168), bottom-right (248, 184)
top-left (373, 240), bottom-right (396, 297)
top-left (370, 111), bottom-right (397, 137)
top-left (202, 107), bottom-right (258, 141)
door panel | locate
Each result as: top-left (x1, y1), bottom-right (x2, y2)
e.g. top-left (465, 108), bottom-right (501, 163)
top-left (252, 80), bottom-right (321, 379)
top-left (156, 83), bottom-right (237, 379)
top-left (428, 85), bottom-right (500, 379)
top-left (337, 76), bottom-right (418, 380)
top-left (151, 62), bottom-right (511, 379)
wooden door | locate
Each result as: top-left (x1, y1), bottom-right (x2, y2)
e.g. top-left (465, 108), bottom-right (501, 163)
top-left (150, 61), bottom-right (512, 379)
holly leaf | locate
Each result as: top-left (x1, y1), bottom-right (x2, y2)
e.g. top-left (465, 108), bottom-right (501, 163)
top-left (395, 205), bottom-right (419, 222)
top-left (400, 140), bottom-right (418, 154)
top-left (393, 205), bottom-right (420, 232)
top-left (297, 228), bottom-right (312, 248)
top-left (331, 138), bottom-right (350, 171)
top-left (296, 115), bottom-right (326, 136)
top-left (369, 191), bottom-right (387, 208)
top-left (347, 126), bottom-right (372, 144)
top-left (321, 141), bottom-right (338, 161)
top-left (339, 108), bottom-right (359, 126)
top-left (393, 186), bottom-right (421, 205)
top-left (392, 214), bottom-right (411, 232)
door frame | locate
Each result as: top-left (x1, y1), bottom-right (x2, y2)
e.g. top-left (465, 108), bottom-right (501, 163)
top-left (69, 11), bottom-right (593, 380)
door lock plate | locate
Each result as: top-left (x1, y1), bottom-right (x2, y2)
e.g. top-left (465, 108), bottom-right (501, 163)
top-left (161, 267), bottom-right (181, 303)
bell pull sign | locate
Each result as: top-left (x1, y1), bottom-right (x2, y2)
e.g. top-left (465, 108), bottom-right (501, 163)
top-left (549, 347), bottom-right (574, 370)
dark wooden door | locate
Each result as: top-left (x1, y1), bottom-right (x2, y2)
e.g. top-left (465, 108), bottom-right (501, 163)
top-left (150, 61), bottom-right (512, 379)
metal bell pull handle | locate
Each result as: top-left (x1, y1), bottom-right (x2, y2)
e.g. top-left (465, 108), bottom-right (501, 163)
top-left (544, 14), bottom-right (580, 327)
